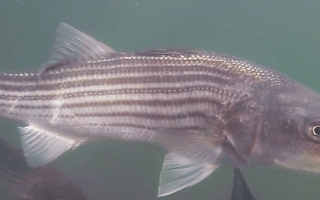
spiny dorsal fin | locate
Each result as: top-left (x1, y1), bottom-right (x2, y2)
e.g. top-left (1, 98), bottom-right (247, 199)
top-left (39, 22), bottom-right (115, 75)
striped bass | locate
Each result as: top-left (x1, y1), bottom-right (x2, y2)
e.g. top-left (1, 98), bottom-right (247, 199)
top-left (0, 137), bottom-right (87, 200)
top-left (2, 23), bottom-right (320, 196)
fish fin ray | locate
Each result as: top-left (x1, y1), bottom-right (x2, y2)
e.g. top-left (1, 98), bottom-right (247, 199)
top-left (18, 125), bottom-right (83, 168)
top-left (158, 152), bottom-right (218, 197)
top-left (156, 128), bottom-right (222, 164)
top-left (39, 22), bottom-right (115, 75)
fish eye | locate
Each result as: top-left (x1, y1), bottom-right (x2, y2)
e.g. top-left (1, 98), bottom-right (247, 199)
top-left (312, 125), bottom-right (320, 136)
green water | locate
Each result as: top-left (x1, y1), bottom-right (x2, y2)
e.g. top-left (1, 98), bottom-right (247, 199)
top-left (0, 1), bottom-right (320, 199)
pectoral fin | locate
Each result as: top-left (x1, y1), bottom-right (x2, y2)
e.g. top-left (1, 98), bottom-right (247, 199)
top-left (156, 128), bottom-right (222, 164)
top-left (18, 125), bottom-right (83, 168)
top-left (158, 152), bottom-right (218, 197)
top-left (156, 129), bottom-right (222, 196)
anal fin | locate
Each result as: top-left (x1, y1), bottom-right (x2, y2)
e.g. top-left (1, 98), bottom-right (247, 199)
top-left (18, 125), bottom-right (83, 168)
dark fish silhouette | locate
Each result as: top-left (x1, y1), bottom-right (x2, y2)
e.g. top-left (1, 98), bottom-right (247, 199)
top-left (231, 168), bottom-right (256, 200)
top-left (1, 22), bottom-right (320, 196)
top-left (0, 137), bottom-right (87, 200)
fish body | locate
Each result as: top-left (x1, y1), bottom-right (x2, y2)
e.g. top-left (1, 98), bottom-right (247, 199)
top-left (0, 137), bottom-right (87, 200)
top-left (1, 23), bottom-right (320, 196)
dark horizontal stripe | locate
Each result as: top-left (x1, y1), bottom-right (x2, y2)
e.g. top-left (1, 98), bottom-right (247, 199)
top-left (107, 123), bottom-right (206, 132)
top-left (0, 84), bottom-right (244, 101)
top-left (39, 61), bottom-right (233, 80)
top-left (0, 84), bottom-right (58, 92)
top-left (3, 111), bottom-right (210, 125)
top-left (73, 111), bottom-right (210, 121)
top-left (0, 71), bottom-right (38, 82)
top-left (0, 94), bottom-right (56, 101)
top-left (65, 97), bottom-right (224, 109)
top-left (0, 73), bottom-right (234, 93)
top-left (0, 58), bottom-right (240, 91)
top-left (0, 103), bottom-right (12, 108)
top-left (11, 97), bottom-right (227, 111)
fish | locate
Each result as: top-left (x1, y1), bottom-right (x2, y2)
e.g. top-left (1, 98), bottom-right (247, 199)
top-left (1, 22), bottom-right (320, 197)
top-left (231, 168), bottom-right (256, 200)
top-left (0, 137), bottom-right (87, 200)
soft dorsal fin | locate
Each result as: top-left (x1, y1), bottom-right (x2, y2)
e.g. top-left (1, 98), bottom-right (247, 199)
top-left (39, 22), bottom-right (115, 74)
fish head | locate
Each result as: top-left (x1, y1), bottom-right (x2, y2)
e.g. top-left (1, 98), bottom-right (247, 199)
top-left (255, 81), bottom-right (320, 173)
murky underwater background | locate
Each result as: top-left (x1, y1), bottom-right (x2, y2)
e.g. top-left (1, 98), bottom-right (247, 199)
top-left (0, 1), bottom-right (320, 199)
